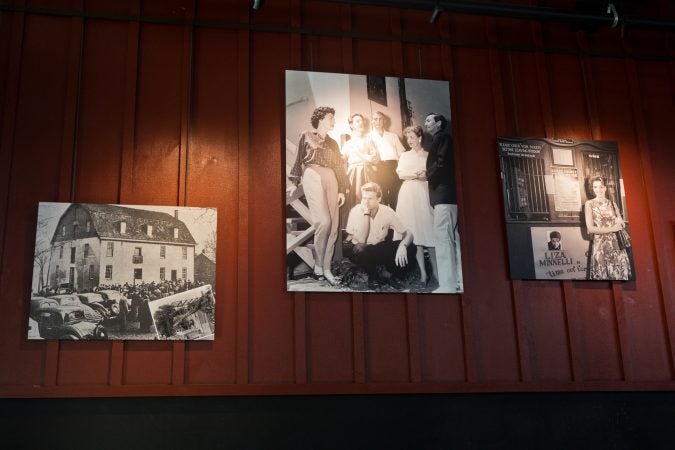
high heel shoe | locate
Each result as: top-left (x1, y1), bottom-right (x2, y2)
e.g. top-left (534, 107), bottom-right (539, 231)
top-left (311, 266), bottom-right (325, 281)
top-left (324, 270), bottom-right (339, 286)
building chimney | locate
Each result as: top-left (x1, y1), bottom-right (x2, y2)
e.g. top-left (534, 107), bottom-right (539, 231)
top-left (174, 209), bottom-right (179, 219)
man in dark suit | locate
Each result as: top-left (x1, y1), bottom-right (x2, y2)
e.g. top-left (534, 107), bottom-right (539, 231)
top-left (425, 113), bottom-right (462, 293)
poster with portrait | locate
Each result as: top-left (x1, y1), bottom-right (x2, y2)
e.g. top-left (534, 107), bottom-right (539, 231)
top-left (28, 202), bottom-right (217, 340)
top-left (285, 70), bottom-right (463, 293)
top-left (497, 137), bottom-right (635, 280)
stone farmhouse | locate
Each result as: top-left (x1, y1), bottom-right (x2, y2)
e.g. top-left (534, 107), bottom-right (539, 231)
top-left (48, 204), bottom-right (197, 291)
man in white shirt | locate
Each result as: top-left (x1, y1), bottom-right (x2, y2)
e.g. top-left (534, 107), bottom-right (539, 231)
top-left (345, 182), bottom-right (416, 285)
top-left (369, 111), bottom-right (406, 208)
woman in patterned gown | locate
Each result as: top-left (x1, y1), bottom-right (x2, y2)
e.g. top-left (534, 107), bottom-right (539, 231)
top-left (584, 175), bottom-right (631, 280)
top-left (395, 126), bottom-right (437, 284)
top-left (341, 113), bottom-right (379, 222)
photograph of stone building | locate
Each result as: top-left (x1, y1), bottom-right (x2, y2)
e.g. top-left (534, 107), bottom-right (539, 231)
top-left (29, 203), bottom-right (217, 340)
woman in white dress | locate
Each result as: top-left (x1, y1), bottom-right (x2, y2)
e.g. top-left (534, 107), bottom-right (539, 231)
top-left (395, 126), bottom-right (437, 284)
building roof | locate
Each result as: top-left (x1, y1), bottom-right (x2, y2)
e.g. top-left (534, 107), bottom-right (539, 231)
top-left (52, 203), bottom-right (197, 245)
top-left (195, 252), bottom-right (216, 266)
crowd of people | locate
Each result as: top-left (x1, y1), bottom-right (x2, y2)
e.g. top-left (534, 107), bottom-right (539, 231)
top-left (97, 279), bottom-right (204, 301)
top-left (96, 279), bottom-right (209, 333)
top-left (289, 107), bottom-right (462, 293)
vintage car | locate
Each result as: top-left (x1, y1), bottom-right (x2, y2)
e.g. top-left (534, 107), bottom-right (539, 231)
top-left (30, 296), bottom-right (60, 318)
top-left (48, 294), bottom-right (82, 307)
top-left (97, 290), bottom-right (131, 328)
top-left (56, 283), bottom-right (74, 294)
top-left (78, 292), bottom-right (120, 318)
top-left (98, 290), bottom-right (126, 303)
top-left (32, 303), bottom-right (107, 340)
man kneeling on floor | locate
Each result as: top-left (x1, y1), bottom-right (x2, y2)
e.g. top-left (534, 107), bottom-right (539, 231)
top-left (345, 182), bottom-right (417, 287)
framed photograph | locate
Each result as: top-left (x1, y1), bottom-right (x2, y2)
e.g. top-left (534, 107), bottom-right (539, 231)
top-left (285, 70), bottom-right (463, 293)
top-left (28, 202), bottom-right (217, 340)
top-left (497, 137), bottom-right (635, 280)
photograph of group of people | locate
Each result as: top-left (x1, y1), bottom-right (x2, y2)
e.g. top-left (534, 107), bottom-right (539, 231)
top-left (285, 70), bottom-right (463, 293)
top-left (497, 137), bottom-right (635, 281)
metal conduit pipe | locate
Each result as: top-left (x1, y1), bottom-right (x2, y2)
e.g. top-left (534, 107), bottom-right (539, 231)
top-left (322, 0), bottom-right (675, 32)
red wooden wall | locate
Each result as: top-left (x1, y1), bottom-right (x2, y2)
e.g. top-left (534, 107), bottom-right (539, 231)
top-left (0, 0), bottom-right (674, 397)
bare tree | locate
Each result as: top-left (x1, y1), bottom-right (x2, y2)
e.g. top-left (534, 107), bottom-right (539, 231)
top-left (33, 216), bottom-right (53, 294)
top-left (192, 208), bottom-right (217, 262)
top-left (34, 248), bottom-right (50, 293)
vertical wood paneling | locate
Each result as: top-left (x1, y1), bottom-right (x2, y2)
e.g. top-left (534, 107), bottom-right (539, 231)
top-left (74, 20), bottom-right (128, 204)
top-left (589, 56), bottom-right (672, 381)
top-left (634, 59), bottom-right (675, 378)
top-left (308, 295), bottom-right (354, 383)
top-left (417, 294), bottom-right (466, 382)
top-left (573, 283), bottom-right (623, 381)
top-left (235, 3), bottom-right (250, 384)
top-left (0, 10), bottom-right (23, 267)
top-left (0, 14), bottom-right (74, 387)
top-left (546, 54), bottom-right (593, 138)
top-left (123, 21), bottom-right (186, 385)
top-left (487, 18), bottom-right (527, 383)
top-left (183, 27), bottom-right (239, 384)
top-left (248, 30), bottom-right (294, 384)
top-left (0, 8), bottom-right (31, 387)
top-left (562, 281), bottom-right (584, 381)
top-left (0, 1), bottom-right (674, 397)
top-left (623, 55), bottom-right (675, 379)
top-left (364, 295), bottom-right (410, 382)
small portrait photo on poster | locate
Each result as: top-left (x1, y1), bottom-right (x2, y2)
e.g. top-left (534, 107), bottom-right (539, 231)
top-left (285, 70), bottom-right (464, 294)
top-left (547, 230), bottom-right (563, 250)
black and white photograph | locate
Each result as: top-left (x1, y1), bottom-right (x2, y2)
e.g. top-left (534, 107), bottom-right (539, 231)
top-left (497, 137), bottom-right (635, 281)
top-left (285, 70), bottom-right (463, 293)
top-left (28, 202), bottom-right (217, 340)
top-left (149, 284), bottom-right (215, 340)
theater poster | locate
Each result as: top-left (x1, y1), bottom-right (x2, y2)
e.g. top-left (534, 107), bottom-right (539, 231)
top-left (497, 137), bottom-right (635, 281)
top-left (285, 70), bottom-right (463, 293)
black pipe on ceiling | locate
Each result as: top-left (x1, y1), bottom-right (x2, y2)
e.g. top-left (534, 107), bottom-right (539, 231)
top-left (321, 0), bottom-right (675, 32)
